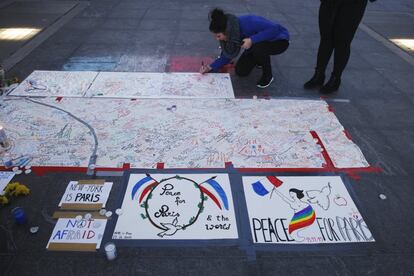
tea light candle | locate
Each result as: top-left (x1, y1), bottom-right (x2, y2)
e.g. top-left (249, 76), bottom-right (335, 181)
top-left (104, 242), bottom-right (117, 261)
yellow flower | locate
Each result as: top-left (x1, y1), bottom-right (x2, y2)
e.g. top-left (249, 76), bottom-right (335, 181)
top-left (0, 195), bottom-right (9, 205)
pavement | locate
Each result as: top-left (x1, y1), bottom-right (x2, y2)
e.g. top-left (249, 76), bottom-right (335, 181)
top-left (1, 0), bottom-right (414, 275)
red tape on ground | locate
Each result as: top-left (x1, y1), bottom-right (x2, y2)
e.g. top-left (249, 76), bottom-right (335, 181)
top-left (310, 130), bottom-right (335, 169)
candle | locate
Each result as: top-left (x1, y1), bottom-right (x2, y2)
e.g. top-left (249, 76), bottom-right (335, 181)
top-left (104, 242), bottom-right (117, 261)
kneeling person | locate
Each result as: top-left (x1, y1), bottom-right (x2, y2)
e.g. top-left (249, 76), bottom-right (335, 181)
top-left (200, 8), bottom-right (289, 88)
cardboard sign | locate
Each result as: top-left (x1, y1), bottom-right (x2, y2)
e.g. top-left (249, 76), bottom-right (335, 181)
top-left (0, 171), bottom-right (15, 192)
top-left (243, 176), bottom-right (374, 244)
top-left (113, 173), bottom-right (238, 240)
top-left (47, 217), bottom-right (107, 251)
top-left (59, 180), bottom-right (113, 210)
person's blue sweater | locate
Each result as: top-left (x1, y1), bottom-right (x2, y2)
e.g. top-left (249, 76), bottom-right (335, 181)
top-left (210, 15), bottom-right (289, 72)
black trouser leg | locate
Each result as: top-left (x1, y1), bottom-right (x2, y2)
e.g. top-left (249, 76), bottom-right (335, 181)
top-left (235, 51), bottom-right (255, 77)
top-left (316, 0), bottom-right (340, 72)
top-left (252, 40), bottom-right (289, 78)
top-left (332, 0), bottom-right (368, 76)
top-left (235, 40), bottom-right (289, 77)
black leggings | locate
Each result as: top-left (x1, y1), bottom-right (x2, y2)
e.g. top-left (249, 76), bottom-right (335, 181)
top-left (317, 0), bottom-right (368, 76)
top-left (235, 40), bottom-right (289, 78)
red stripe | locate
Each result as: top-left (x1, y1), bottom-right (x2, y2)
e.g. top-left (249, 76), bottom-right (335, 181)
top-left (288, 212), bottom-right (316, 234)
top-left (266, 176), bottom-right (283, 187)
top-left (139, 182), bottom-right (158, 203)
top-left (237, 166), bottom-right (381, 173)
top-left (31, 166), bottom-right (87, 176)
top-left (310, 130), bottom-right (335, 169)
top-left (200, 186), bottom-right (222, 210)
top-left (343, 130), bottom-right (353, 140)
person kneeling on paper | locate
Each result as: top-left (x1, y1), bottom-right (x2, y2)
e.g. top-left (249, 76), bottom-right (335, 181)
top-left (200, 8), bottom-right (289, 89)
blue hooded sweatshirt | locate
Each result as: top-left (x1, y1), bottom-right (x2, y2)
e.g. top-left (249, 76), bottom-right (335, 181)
top-left (210, 15), bottom-right (289, 71)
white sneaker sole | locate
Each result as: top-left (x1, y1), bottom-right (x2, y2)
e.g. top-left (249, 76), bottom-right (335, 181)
top-left (256, 77), bottom-right (274, 88)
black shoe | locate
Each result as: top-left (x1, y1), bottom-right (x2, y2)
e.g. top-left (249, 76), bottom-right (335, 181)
top-left (304, 69), bottom-right (325, 90)
top-left (256, 75), bottom-right (274, 88)
top-left (255, 65), bottom-right (263, 69)
top-left (320, 74), bottom-right (341, 94)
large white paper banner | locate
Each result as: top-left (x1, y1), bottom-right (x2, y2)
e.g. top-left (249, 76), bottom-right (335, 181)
top-left (11, 71), bottom-right (97, 97)
top-left (86, 72), bottom-right (234, 99)
top-left (0, 97), bottom-right (369, 169)
top-left (47, 218), bottom-right (107, 249)
top-left (11, 71), bottom-right (234, 99)
top-left (58, 181), bottom-right (113, 208)
top-left (113, 173), bottom-right (238, 240)
top-left (243, 176), bottom-right (374, 244)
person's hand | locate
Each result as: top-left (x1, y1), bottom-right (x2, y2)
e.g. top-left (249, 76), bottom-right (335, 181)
top-left (199, 64), bottom-right (212, 74)
top-left (241, 38), bottom-right (253, 49)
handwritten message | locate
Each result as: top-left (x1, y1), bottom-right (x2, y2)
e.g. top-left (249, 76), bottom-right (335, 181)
top-left (113, 173), bottom-right (238, 240)
top-left (47, 218), bottom-right (107, 249)
top-left (59, 181), bottom-right (113, 209)
top-left (243, 176), bottom-right (374, 244)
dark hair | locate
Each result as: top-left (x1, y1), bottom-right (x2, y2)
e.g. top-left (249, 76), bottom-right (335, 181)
top-left (209, 8), bottom-right (227, 33)
top-left (289, 188), bottom-right (304, 199)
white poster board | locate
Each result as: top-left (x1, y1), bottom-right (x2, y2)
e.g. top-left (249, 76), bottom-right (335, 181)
top-left (0, 171), bottom-right (15, 192)
top-left (113, 173), bottom-right (238, 240)
top-left (47, 218), bottom-right (107, 250)
top-left (58, 181), bottom-right (113, 209)
top-left (243, 176), bottom-right (374, 244)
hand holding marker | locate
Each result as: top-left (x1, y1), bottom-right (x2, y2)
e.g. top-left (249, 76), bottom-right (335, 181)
top-left (199, 61), bottom-right (211, 74)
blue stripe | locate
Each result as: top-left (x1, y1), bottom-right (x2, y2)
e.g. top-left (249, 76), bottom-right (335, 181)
top-left (206, 179), bottom-right (229, 210)
top-left (252, 181), bottom-right (269, 196)
top-left (131, 176), bottom-right (152, 200)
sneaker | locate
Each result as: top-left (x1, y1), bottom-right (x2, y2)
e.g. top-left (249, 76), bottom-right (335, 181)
top-left (256, 76), bottom-right (274, 88)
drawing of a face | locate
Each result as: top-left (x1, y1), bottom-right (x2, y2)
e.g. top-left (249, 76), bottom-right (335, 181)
top-left (289, 189), bottom-right (305, 201)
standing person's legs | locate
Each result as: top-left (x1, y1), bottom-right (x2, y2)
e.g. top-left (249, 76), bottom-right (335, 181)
top-left (332, 0), bottom-right (368, 77)
top-left (320, 0), bottom-right (368, 94)
top-left (304, 0), bottom-right (339, 89)
top-left (316, 0), bottom-right (337, 71)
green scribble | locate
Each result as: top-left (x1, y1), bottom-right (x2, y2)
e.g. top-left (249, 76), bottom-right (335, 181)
top-left (140, 214), bottom-right (147, 219)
